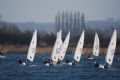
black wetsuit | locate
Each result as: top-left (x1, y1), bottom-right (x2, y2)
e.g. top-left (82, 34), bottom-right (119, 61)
top-left (17, 59), bottom-right (23, 64)
top-left (43, 58), bottom-right (50, 64)
top-left (104, 64), bottom-right (110, 68)
top-left (94, 62), bottom-right (110, 68)
top-left (72, 62), bottom-right (76, 65)
top-left (94, 62), bottom-right (100, 67)
top-left (65, 60), bottom-right (70, 64)
top-left (65, 60), bottom-right (76, 65)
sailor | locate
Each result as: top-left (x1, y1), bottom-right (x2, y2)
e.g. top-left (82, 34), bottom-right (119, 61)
top-left (43, 58), bottom-right (51, 66)
top-left (0, 51), bottom-right (3, 56)
top-left (94, 61), bottom-right (100, 67)
top-left (65, 59), bottom-right (70, 64)
top-left (43, 58), bottom-right (50, 64)
top-left (17, 58), bottom-right (23, 64)
top-left (104, 63), bottom-right (110, 68)
top-left (0, 50), bottom-right (6, 59)
top-left (65, 59), bottom-right (76, 66)
top-left (17, 58), bottom-right (26, 66)
top-left (94, 61), bottom-right (110, 69)
top-left (50, 59), bottom-right (57, 65)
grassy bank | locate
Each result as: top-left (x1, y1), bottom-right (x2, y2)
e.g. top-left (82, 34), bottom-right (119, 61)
top-left (1, 45), bottom-right (119, 55)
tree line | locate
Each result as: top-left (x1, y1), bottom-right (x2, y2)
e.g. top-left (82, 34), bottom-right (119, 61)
top-left (0, 21), bottom-right (120, 49)
top-left (0, 22), bottom-right (56, 46)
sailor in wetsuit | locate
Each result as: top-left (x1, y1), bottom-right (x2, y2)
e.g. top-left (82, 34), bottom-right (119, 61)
top-left (64, 59), bottom-right (76, 65)
top-left (0, 51), bottom-right (3, 56)
top-left (43, 58), bottom-right (50, 64)
top-left (0, 50), bottom-right (6, 59)
top-left (94, 61), bottom-right (110, 69)
top-left (17, 58), bottom-right (27, 66)
top-left (43, 58), bottom-right (51, 66)
top-left (94, 61), bottom-right (100, 67)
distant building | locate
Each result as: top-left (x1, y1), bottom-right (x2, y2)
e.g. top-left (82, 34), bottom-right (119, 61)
top-left (55, 12), bottom-right (86, 38)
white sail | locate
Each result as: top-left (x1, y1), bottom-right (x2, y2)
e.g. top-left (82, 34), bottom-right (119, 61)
top-left (57, 32), bottom-right (59, 37)
top-left (57, 31), bottom-right (63, 60)
top-left (27, 29), bottom-right (37, 62)
top-left (74, 30), bottom-right (84, 62)
top-left (59, 32), bottom-right (70, 61)
top-left (51, 30), bottom-right (62, 63)
top-left (57, 31), bottom-right (62, 43)
top-left (93, 33), bottom-right (100, 56)
top-left (105, 30), bottom-right (117, 66)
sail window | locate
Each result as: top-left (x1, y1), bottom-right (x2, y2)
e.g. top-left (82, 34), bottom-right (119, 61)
top-left (109, 59), bottom-right (111, 62)
top-left (30, 56), bottom-right (32, 59)
top-left (77, 56), bottom-right (79, 59)
top-left (54, 56), bottom-right (56, 59)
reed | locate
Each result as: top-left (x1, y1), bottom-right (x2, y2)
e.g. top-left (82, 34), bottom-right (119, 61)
top-left (0, 45), bottom-right (118, 54)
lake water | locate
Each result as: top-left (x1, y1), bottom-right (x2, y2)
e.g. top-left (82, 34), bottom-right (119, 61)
top-left (0, 53), bottom-right (120, 80)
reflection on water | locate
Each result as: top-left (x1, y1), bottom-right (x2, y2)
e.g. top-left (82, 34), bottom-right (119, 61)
top-left (0, 53), bottom-right (120, 80)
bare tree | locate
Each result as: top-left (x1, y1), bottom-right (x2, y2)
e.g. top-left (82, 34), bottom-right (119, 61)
top-left (81, 13), bottom-right (86, 31)
top-left (55, 12), bottom-right (86, 38)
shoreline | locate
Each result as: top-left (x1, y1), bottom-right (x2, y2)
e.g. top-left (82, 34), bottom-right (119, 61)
top-left (0, 45), bottom-right (112, 54)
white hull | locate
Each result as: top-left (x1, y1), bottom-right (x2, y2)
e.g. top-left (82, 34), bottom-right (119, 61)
top-left (0, 55), bottom-right (6, 59)
top-left (88, 57), bottom-right (93, 60)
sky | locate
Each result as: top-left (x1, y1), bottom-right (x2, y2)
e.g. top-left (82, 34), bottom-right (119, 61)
top-left (0, 0), bottom-right (120, 23)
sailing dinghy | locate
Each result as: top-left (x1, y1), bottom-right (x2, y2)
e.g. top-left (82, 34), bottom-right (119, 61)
top-left (66, 30), bottom-right (84, 65)
top-left (0, 54), bottom-right (6, 59)
top-left (50, 30), bottom-right (63, 65)
top-left (73, 30), bottom-right (85, 63)
top-left (43, 30), bottom-right (63, 66)
top-left (104, 30), bottom-right (117, 68)
top-left (94, 30), bottom-right (117, 68)
top-left (18, 29), bottom-right (37, 65)
top-left (88, 33), bottom-right (100, 59)
top-left (58, 32), bottom-right (70, 62)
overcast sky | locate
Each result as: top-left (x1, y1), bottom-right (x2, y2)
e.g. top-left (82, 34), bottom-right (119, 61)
top-left (0, 0), bottom-right (120, 23)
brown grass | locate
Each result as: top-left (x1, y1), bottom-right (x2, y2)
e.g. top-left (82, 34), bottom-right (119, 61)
top-left (0, 45), bottom-right (109, 54)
